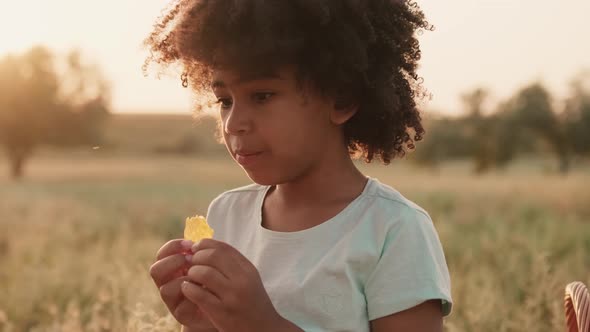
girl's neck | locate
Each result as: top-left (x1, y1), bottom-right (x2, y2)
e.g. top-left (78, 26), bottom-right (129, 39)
top-left (269, 151), bottom-right (368, 209)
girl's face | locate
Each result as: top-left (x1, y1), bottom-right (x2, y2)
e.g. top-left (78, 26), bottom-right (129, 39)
top-left (211, 66), bottom-right (349, 185)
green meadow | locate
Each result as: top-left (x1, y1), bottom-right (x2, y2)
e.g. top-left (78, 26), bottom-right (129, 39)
top-left (0, 114), bottom-right (589, 332)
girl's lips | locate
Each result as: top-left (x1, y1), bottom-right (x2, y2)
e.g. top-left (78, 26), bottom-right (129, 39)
top-left (235, 152), bottom-right (263, 166)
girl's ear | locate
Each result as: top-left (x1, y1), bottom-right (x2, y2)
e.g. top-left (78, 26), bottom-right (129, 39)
top-left (330, 96), bottom-right (358, 125)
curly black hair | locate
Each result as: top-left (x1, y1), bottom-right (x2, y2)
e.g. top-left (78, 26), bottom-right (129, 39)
top-left (143, 0), bottom-right (433, 163)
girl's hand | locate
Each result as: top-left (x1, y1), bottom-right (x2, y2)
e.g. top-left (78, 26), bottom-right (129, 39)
top-left (149, 239), bottom-right (217, 331)
top-left (182, 239), bottom-right (290, 332)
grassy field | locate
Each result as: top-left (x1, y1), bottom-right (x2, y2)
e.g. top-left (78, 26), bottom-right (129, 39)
top-left (1, 153), bottom-right (589, 332)
top-left (1, 112), bottom-right (589, 331)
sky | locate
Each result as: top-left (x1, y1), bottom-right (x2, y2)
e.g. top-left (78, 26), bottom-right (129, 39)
top-left (0, 0), bottom-right (588, 115)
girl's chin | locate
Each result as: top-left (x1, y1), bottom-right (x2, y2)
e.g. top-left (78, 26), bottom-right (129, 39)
top-left (244, 172), bottom-right (276, 186)
top-left (242, 168), bottom-right (283, 186)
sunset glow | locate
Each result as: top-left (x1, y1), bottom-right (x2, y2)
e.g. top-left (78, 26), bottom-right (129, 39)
top-left (0, 0), bottom-right (589, 114)
top-left (0, 2), bottom-right (45, 55)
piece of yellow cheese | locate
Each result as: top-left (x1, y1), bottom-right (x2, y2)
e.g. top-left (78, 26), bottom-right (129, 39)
top-left (184, 215), bottom-right (214, 242)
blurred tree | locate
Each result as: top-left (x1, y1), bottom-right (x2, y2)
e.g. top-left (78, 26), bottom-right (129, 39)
top-left (461, 88), bottom-right (496, 174)
top-left (0, 46), bottom-right (110, 179)
top-left (412, 115), bottom-right (473, 170)
top-left (490, 103), bottom-right (520, 169)
top-left (509, 83), bottom-right (570, 174)
top-left (414, 74), bottom-right (588, 173)
top-left (563, 70), bottom-right (590, 158)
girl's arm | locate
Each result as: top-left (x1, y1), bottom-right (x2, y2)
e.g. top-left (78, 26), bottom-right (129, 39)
top-left (370, 299), bottom-right (443, 332)
top-left (181, 327), bottom-right (217, 332)
top-left (181, 316), bottom-right (304, 332)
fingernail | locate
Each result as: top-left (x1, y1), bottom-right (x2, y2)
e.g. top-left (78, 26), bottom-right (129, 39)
top-left (185, 254), bottom-right (193, 262)
top-left (181, 240), bottom-right (193, 250)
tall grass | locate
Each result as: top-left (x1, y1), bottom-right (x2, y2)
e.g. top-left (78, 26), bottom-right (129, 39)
top-left (0, 156), bottom-right (588, 331)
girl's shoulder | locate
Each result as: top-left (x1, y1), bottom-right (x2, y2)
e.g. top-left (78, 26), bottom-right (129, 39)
top-left (361, 177), bottom-right (431, 221)
top-left (222, 182), bottom-right (267, 195)
top-left (204, 183), bottom-right (267, 231)
top-left (205, 182), bottom-right (268, 217)
top-left (211, 182), bottom-right (268, 204)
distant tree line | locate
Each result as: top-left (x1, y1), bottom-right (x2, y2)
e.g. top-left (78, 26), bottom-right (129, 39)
top-left (1, 46), bottom-right (588, 179)
top-left (0, 46), bottom-right (110, 179)
top-left (413, 72), bottom-right (590, 174)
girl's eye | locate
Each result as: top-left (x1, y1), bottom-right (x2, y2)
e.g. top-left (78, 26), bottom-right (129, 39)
top-left (252, 92), bottom-right (275, 103)
top-left (215, 93), bottom-right (274, 110)
top-left (215, 98), bottom-right (233, 110)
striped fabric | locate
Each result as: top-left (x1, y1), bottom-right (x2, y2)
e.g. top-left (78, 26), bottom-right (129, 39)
top-left (565, 281), bottom-right (590, 332)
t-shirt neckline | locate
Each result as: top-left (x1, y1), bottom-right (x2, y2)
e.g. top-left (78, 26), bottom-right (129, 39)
top-left (255, 176), bottom-right (374, 241)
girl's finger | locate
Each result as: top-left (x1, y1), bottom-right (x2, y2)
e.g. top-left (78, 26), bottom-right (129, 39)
top-left (181, 281), bottom-right (223, 313)
top-left (191, 247), bottom-right (240, 281)
top-left (186, 265), bottom-right (229, 299)
top-left (174, 298), bottom-right (212, 328)
top-left (150, 253), bottom-right (192, 287)
top-left (159, 276), bottom-right (189, 311)
top-left (156, 239), bottom-right (194, 260)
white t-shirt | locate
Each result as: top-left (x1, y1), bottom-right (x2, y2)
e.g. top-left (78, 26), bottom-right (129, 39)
top-left (206, 177), bottom-right (453, 332)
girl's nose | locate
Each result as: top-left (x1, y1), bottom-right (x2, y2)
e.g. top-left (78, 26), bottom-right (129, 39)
top-left (223, 105), bottom-right (252, 136)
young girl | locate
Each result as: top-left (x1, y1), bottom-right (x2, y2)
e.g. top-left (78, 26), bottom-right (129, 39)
top-left (146, 1), bottom-right (452, 331)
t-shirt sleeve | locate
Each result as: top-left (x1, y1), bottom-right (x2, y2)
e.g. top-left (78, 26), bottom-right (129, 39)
top-left (205, 192), bottom-right (228, 234)
top-left (364, 206), bottom-right (453, 321)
